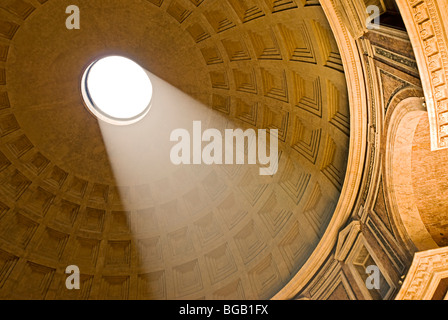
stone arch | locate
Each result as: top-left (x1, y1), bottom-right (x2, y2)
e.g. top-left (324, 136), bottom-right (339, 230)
top-left (384, 96), bottom-right (439, 252)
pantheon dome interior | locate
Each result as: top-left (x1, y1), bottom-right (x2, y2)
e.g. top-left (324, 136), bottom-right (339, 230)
top-left (0, 0), bottom-right (447, 301)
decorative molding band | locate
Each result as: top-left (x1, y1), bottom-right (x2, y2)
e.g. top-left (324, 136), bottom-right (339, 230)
top-left (396, 247), bottom-right (448, 300)
top-left (396, 0), bottom-right (448, 150)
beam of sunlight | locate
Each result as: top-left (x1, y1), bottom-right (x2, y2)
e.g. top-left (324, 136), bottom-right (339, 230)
top-left (95, 63), bottom-right (322, 299)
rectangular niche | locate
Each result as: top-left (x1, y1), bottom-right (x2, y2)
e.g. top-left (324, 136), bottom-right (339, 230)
top-left (346, 235), bottom-right (396, 300)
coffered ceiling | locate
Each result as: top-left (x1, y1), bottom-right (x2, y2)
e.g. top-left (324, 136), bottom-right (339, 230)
top-left (0, 0), bottom-right (350, 299)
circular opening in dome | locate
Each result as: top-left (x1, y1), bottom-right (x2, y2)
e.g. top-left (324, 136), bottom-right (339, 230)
top-left (81, 56), bottom-right (153, 125)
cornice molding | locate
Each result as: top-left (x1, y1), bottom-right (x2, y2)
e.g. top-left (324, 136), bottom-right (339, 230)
top-left (396, 0), bottom-right (448, 151)
top-left (396, 247), bottom-right (448, 300)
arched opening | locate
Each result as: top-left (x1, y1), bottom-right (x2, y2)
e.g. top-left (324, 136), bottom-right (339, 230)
top-left (81, 56), bottom-right (153, 126)
top-left (385, 97), bottom-right (439, 252)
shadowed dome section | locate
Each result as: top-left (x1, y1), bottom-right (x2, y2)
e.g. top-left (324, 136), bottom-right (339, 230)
top-left (0, 0), bottom-right (350, 300)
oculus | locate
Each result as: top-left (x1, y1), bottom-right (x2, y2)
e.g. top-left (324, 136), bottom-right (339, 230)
top-left (81, 56), bottom-right (153, 125)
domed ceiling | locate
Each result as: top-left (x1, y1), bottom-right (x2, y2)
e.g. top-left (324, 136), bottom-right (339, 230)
top-left (0, 0), bottom-right (350, 299)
